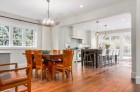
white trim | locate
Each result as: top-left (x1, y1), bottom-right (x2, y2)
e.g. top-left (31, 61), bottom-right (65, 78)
top-left (136, 76), bottom-right (140, 84)
top-left (0, 46), bottom-right (37, 50)
top-left (131, 72), bottom-right (136, 79)
top-left (0, 51), bottom-right (11, 53)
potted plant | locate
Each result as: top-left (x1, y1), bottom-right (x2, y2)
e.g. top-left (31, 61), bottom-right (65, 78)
top-left (105, 44), bottom-right (110, 49)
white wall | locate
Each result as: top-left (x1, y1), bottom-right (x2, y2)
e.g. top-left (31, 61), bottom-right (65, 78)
top-left (91, 32), bottom-right (97, 49)
top-left (136, 0), bottom-right (140, 84)
top-left (42, 26), bottom-right (51, 50)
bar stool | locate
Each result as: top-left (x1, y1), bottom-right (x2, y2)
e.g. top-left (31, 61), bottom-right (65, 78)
top-left (115, 49), bottom-right (120, 64)
top-left (99, 49), bottom-right (107, 68)
top-left (107, 49), bottom-right (113, 66)
top-left (112, 49), bottom-right (116, 65)
top-left (89, 53), bottom-right (96, 68)
top-left (83, 52), bottom-right (94, 67)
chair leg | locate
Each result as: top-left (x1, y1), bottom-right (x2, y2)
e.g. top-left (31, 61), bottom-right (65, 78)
top-left (35, 68), bottom-right (38, 78)
top-left (15, 86), bottom-right (18, 92)
top-left (46, 71), bottom-right (50, 81)
top-left (40, 69), bottom-right (43, 80)
top-left (27, 81), bottom-right (31, 92)
top-left (71, 69), bottom-right (73, 81)
top-left (52, 67), bottom-right (55, 80)
top-left (62, 70), bottom-right (65, 80)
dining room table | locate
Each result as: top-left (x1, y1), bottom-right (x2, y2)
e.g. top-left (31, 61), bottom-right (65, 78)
top-left (42, 53), bottom-right (63, 76)
top-left (23, 52), bottom-right (63, 80)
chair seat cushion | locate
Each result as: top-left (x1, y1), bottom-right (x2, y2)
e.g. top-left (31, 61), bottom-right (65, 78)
top-left (0, 72), bottom-right (27, 86)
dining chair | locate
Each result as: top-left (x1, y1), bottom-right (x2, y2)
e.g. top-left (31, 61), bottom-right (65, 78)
top-left (25, 50), bottom-right (36, 77)
top-left (34, 50), bottom-right (50, 80)
top-left (52, 50), bottom-right (74, 80)
top-left (0, 63), bottom-right (31, 92)
top-left (53, 50), bottom-right (61, 54)
top-left (52, 50), bottom-right (62, 64)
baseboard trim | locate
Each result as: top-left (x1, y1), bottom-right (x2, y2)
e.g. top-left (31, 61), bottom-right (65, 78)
top-left (131, 72), bottom-right (136, 79)
top-left (136, 76), bottom-right (140, 84)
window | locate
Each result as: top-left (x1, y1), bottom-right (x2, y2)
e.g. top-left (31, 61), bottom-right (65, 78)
top-left (123, 34), bottom-right (131, 58)
top-left (0, 26), bottom-right (9, 46)
top-left (0, 25), bottom-right (36, 47)
top-left (13, 27), bottom-right (22, 46)
top-left (98, 32), bottom-right (131, 60)
top-left (111, 36), bottom-right (120, 49)
top-left (26, 29), bottom-right (34, 46)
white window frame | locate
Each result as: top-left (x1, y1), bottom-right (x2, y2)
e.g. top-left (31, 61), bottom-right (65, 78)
top-left (0, 25), bottom-right (37, 49)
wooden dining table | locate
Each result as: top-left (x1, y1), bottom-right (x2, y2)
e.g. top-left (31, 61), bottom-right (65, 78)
top-left (23, 52), bottom-right (63, 80)
top-left (42, 54), bottom-right (63, 76)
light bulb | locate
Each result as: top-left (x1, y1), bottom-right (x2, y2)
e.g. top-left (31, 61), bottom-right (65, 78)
top-left (50, 20), bottom-right (54, 25)
top-left (96, 32), bottom-right (99, 36)
top-left (46, 19), bottom-right (51, 25)
top-left (42, 18), bottom-right (47, 24)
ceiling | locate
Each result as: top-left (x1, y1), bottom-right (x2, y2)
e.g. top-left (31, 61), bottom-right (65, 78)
top-left (0, 0), bottom-right (129, 21)
top-left (72, 13), bottom-right (131, 32)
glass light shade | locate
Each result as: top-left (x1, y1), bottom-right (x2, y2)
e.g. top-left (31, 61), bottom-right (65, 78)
top-left (96, 32), bottom-right (99, 36)
top-left (42, 18), bottom-right (55, 27)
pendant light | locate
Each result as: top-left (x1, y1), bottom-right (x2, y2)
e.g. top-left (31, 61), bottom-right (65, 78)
top-left (42, 0), bottom-right (59, 27)
top-left (95, 21), bottom-right (99, 36)
top-left (103, 25), bottom-right (109, 40)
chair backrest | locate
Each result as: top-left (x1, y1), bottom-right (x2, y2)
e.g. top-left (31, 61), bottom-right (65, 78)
top-left (62, 50), bottom-right (74, 67)
top-left (113, 49), bottom-right (116, 55)
top-left (33, 50), bottom-right (43, 68)
top-left (25, 50), bottom-right (33, 66)
top-left (115, 49), bottom-right (120, 55)
top-left (108, 49), bottom-right (113, 55)
top-left (53, 50), bottom-right (60, 54)
top-left (101, 49), bottom-right (107, 56)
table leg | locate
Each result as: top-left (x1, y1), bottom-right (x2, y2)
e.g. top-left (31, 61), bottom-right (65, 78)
top-left (96, 53), bottom-right (99, 68)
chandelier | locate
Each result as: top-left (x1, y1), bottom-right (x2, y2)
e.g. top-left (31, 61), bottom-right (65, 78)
top-left (42, 0), bottom-right (58, 27)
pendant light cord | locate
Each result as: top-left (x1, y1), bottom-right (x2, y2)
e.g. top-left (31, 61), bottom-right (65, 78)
top-left (47, 0), bottom-right (50, 19)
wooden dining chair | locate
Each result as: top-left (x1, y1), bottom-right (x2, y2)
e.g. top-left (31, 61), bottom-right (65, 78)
top-left (52, 50), bottom-right (62, 64)
top-left (34, 50), bottom-right (50, 80)
top-left (53, 50), bottom-right (60, 54)
top-left (25, 50), bottom-right (36, 76)
top-left (0, 63), bottom-right (31, 92)
top-left (52, 50), bottom-right (74, 80)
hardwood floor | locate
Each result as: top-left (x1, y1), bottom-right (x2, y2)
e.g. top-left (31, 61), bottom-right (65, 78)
top-left (7, 61), bottom-right (140, 92)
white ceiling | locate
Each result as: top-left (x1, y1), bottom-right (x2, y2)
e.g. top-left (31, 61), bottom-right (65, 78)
top-left (73, 13), bottom-right (131, 32)
top-left (0, 0), bottom-right (129, 21)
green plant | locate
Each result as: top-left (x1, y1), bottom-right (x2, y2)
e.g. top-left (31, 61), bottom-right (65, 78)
top-left (105, 44), bottom-right (110, 49)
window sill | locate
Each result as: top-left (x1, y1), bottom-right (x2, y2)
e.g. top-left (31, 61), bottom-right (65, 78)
top-left (0, 46), bottom-right (37, 50)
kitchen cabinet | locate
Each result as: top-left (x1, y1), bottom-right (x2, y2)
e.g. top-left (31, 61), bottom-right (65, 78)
top-left (70, 26), bottom-right (84, 39)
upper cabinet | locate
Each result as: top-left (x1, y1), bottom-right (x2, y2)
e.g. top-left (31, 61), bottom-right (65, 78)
top-left (70, 26), bottom-right (84, 39)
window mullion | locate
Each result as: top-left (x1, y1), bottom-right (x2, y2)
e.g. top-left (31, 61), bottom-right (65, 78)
top-left (9, 26), bottom-right (13, 46)
top-left (22, 28), bottom-right (26, 46)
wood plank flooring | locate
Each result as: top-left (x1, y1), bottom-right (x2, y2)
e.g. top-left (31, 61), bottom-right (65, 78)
top-left (6, 61), bottom-right (140, 92)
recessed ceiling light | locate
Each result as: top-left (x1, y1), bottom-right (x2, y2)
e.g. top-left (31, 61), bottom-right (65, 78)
top-left (80, 4), bottom-right (83, 8)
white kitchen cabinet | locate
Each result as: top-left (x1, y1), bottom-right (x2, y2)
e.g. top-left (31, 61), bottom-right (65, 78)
top-left (70, 26), bottom-right (84, 39)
